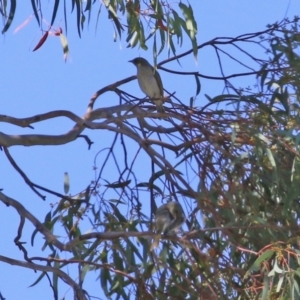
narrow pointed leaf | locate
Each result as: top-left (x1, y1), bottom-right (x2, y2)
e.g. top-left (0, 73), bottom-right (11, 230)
top-left (50, 0), bottom-right (59, 26)
top-left (2, 0), bottom-right (16, 34)
top-left (31, 0), bottom-right (40, 26)
top-left (32, 31), bottom-right (49, 51)
top-left (59, 33), bottom-right (69, 61)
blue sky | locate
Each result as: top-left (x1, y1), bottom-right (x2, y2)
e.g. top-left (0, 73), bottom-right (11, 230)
top-left (0, 1), bottom-right (299, 299)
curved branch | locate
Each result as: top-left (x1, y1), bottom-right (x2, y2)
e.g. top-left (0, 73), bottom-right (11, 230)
top-left (158, 21), bottom-right (284, 66)
top-left (3, 147), bottom-right (46, 200)
top-left (0, 255), bottom-right (87, 300)
top-left (0, 110), bottom-right (85, 128)
top-left (0, 191), bottom-right (68, 252)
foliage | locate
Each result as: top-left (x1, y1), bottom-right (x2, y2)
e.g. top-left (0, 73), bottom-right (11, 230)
top-left (1, 2), bottom-right (300, 300)
top-left (1, 0), bottom-right (198, 60)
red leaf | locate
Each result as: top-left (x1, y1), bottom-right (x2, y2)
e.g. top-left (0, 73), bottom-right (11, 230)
top-left (54, 27), bottom-right (63, 36)
top-left (33, 31), bottom-right (49, 52)
top-left (157, 19), bottom-right (167, 32)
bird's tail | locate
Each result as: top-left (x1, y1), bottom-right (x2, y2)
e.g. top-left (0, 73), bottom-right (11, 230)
top-left (155, 100), bottom-right (165, 114)
top-left (150, 235), bottom-right (160, 251)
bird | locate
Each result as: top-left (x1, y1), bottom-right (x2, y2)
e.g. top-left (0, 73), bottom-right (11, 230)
top-left (129, 57), bottom-right (165, 115)
top-left (150, 201), bottom-right (185, 250)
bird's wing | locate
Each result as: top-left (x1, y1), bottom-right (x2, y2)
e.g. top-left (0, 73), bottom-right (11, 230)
top-left (152, 67), bottom-right (164, 97)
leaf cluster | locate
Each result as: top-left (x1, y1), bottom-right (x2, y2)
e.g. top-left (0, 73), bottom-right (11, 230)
top-left (2, 16), bottom-right (300, 300)
top-left (1, 0), bottom-right (198, 60)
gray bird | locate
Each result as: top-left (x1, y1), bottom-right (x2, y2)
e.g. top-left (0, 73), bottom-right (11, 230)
top-left (129, 57), bottom-right (165, 114)
top-left (150, 201), bottom-right (185, 250)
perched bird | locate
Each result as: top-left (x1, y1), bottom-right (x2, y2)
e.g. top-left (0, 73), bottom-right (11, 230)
top-left (129, 57), bottom-right (165, 114)
top-left (150, 201), bottom-right (185, 250)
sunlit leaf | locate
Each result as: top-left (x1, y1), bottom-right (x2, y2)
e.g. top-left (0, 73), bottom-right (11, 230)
top-left (276, 275), bottom-right (284, 292)
top-left (178, 2), bottom-right (198, 59)
top-left (59, 33), bottom-right (69, 61)
top-left (247, 250), bottom-right (275, 273)
top-left (266, 148), bottom-right (276, 168)
top-left (80, 264), bottom-right (90, 281)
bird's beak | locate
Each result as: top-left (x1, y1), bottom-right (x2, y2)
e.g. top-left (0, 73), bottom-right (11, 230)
top-left (128, 59), bottom-right (133, 63)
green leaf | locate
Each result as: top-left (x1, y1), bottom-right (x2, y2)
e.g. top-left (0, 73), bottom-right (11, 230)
top-left (151, 0), bottom-right (163, 18)
top-left (189, 97), bottom-right (194, 108)
top-left (276, 274), bottom-right (284, 292)
top-left (44, 210), bottom-right (52, 224)
top-left (80, 264), bottom-right (91, 281)
top-left (74, 0), bottom-right (81, 37)
top-left (28, 272), bottom-right (47, 287)
top-left (31, 228), bottom-right (38, 246)
top-left (142, 263), bottom-right (155, 279)
top-left (153, 33), bottom-right (157, 61)
top-left (100, 268), bottom-right (110, 297)
top-left (178, 2), bottom-right (198, 59)
top-left (293, 278), bottom-right (300, 298)
top-left (81, 12), bottom-right (85, 30)
top-left (261, 274), bottom-right (270, 300)
top-left (135, 182), bottom-right (162, 194)
top-left (158, 268), bottom-right (167, 292)
top-left (105, 180), bottom-right (131, 188)
top-left (157, 26), bottom-right (165, 55)
top-left (247, 250), bottom-right (275, 273)
top-left (256, 133), bottom-right (271, 144)
top-left (63, 172), bottom-right (70, 194)
top-left (266, 148), bottom-right (276, 168)
top-left (84, 185), bottom-right (91, 202)
top-left (210, 94), bottom-right (240, 103)
top-left (109, 203), bottom-right (127, 223)
top-left (52, 258), bottom-right (59, 295)
top-left (258, 63), bottom-right (269, 90)
top-left (112, 249), bottom-right (124, 272)
top-left (168, 35), bottom-right (176, 57)
top-left (105, 0), bottom-right (124, 39)
top-left (138, 20), bottom-right (147, 50)
top-left (63, 0), bottom-right (68, 34)
top-left (50, 0), bottom-right (59, 26)
top-left (31, 0), bottom-right (40, 26)
top-left (194, 74), bottom-right (201, 96)
top-left (270, 258), bottom-right (283, 275)
top-left (171, 10), bottom-right (183, 46)
top-left (205, 94), bottom-right (212, 102)
top-left (2, 0), bottom-right (16, 34)
top-left (84, 0), bottom-right (92, 12)
top-left (125, 242), bottom-right (136, 268)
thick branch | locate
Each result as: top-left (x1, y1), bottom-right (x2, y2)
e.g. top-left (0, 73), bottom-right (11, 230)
top-left (0, 255), bottom-right (87, 300)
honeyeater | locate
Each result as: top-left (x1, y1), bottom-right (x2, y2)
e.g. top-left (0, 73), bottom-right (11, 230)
top-left (150, 201), bottom-right (185, 250)
top-left (129, 57), bottom-right (165, 114)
